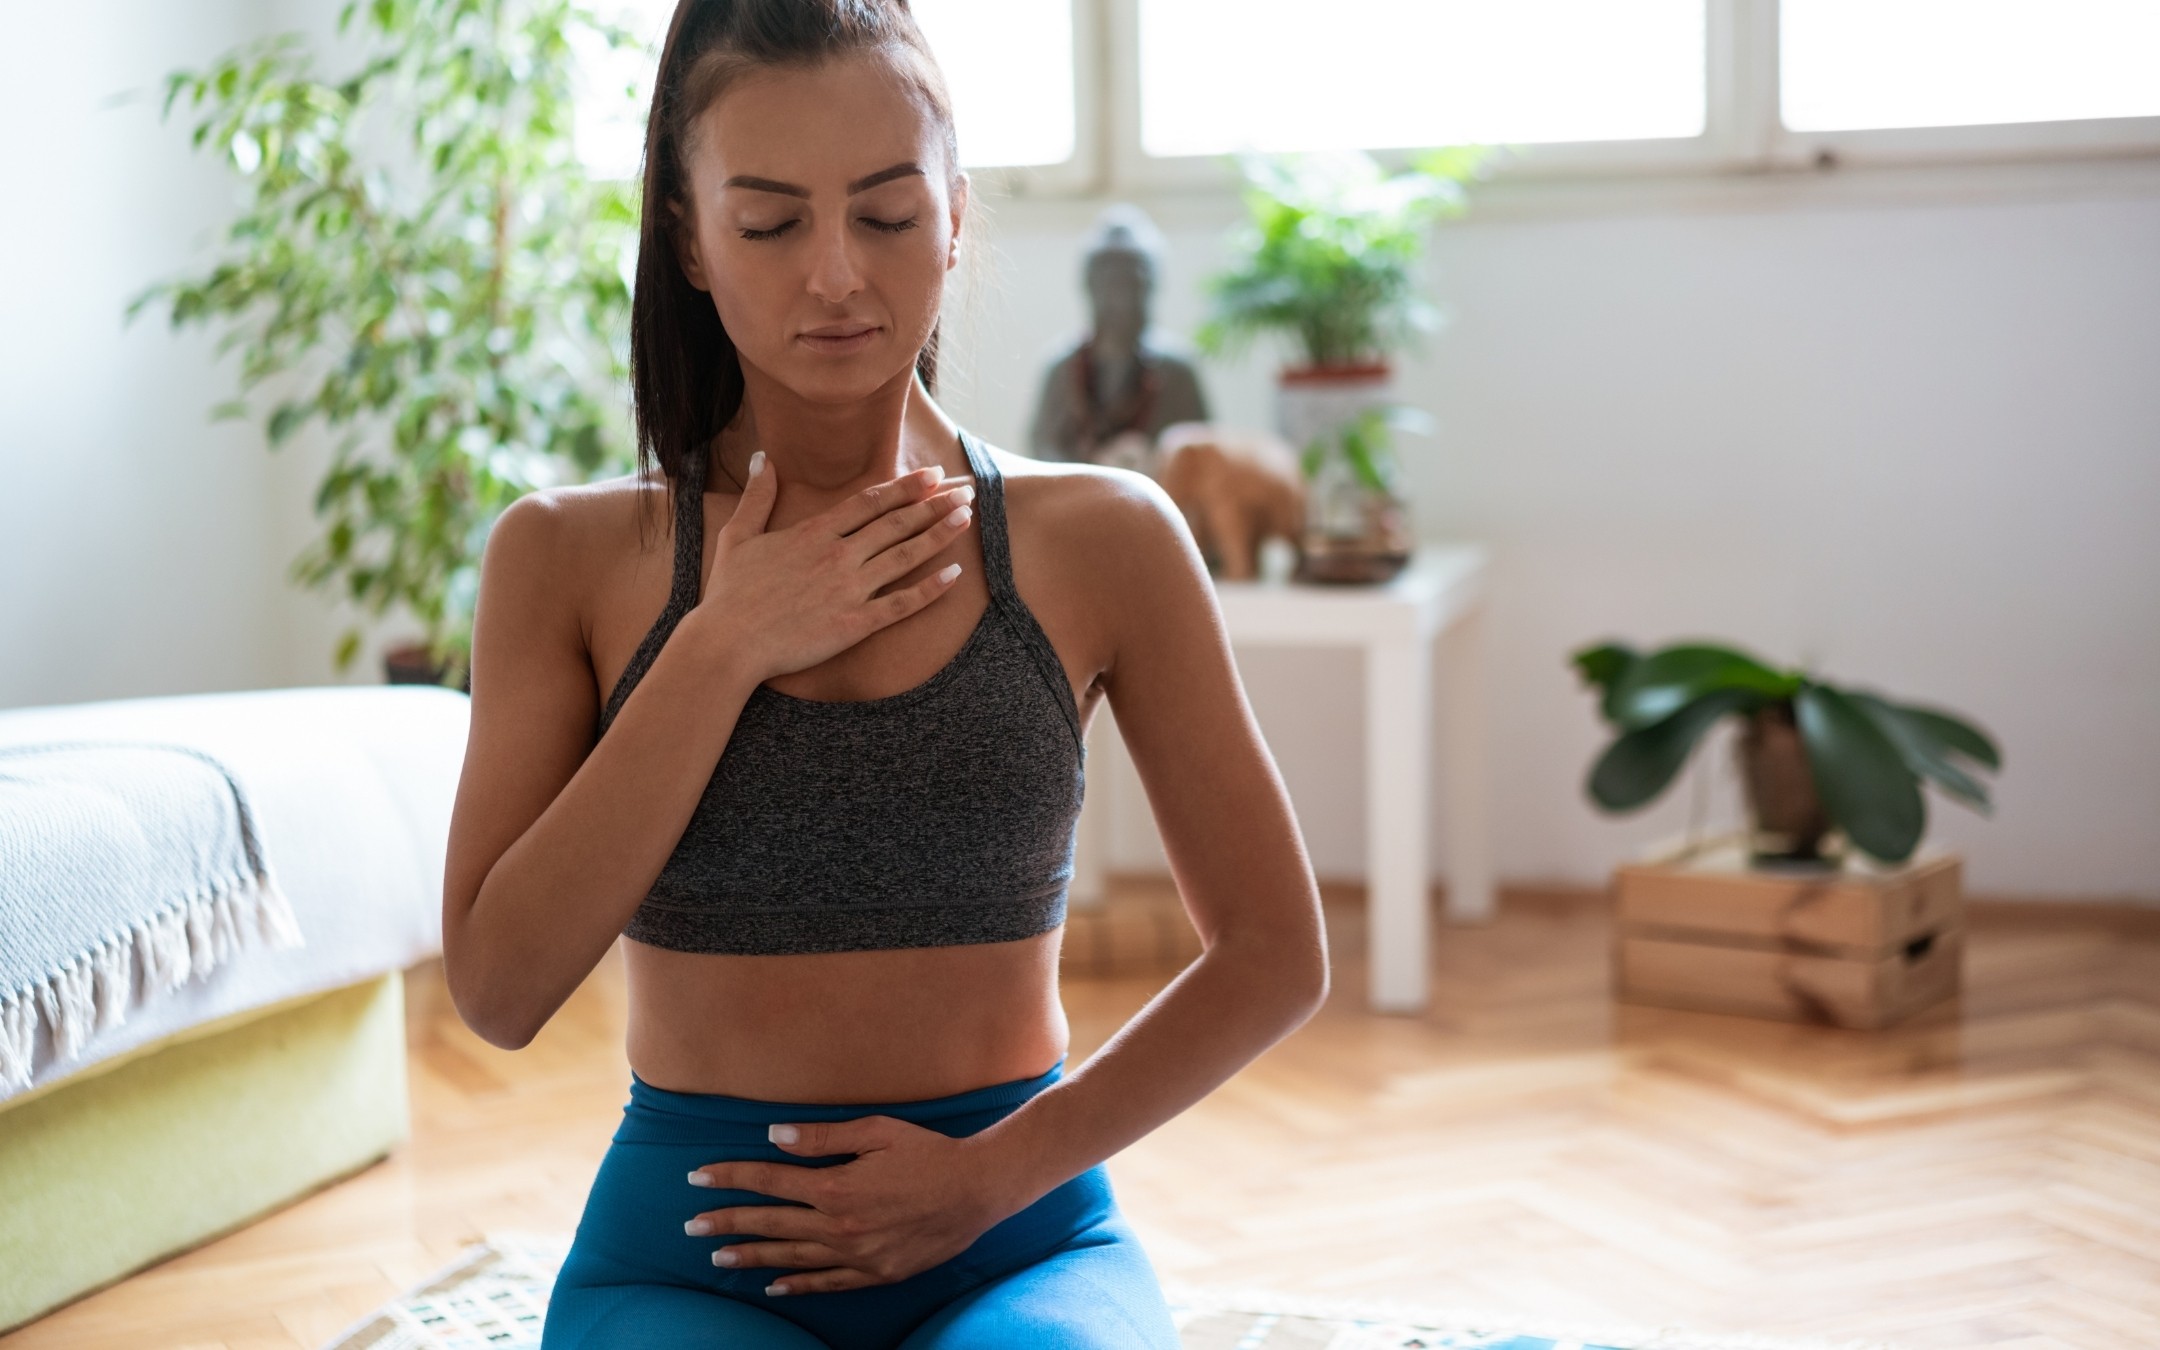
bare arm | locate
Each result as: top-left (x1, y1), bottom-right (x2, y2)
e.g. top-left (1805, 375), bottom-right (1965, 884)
top-left (967, 468), bottom-right (1330, 1207)
top-left (441, 460), bottom-right (978, 1048)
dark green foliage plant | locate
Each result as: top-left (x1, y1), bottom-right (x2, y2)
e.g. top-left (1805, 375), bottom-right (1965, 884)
top-left (129, 0), bottom-right (644, 687)
top-left (1569, 639), bottom-right (2003, 865)
top-left (1195, 147), bottom-right (1489, 371)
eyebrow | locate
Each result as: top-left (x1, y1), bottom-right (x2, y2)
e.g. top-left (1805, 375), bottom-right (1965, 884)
top-left (723, 162), bottom-right (925, 199)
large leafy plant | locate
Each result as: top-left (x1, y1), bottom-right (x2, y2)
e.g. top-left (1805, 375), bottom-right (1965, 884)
top-left (1196, 147), bottom-right (1488, 371)
top-left (1571, 640), bottom-right (2002, 865)
top-left (130, 0), bottom-right (643, 687)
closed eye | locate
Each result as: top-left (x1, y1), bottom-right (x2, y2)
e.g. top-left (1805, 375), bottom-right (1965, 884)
top-left (739, 217), bottom-right (919, 241)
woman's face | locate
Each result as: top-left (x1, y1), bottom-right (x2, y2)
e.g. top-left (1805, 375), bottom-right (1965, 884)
top-left (674, 52), bottom-right (965, 406)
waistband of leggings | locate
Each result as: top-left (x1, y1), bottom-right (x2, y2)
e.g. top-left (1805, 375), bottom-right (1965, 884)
top-left (625, 1055), bottom-right (1068, 1125)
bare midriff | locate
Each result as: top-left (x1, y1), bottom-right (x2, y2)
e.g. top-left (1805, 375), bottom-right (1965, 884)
top-left (621, 929), bottom-right (1071, 1104)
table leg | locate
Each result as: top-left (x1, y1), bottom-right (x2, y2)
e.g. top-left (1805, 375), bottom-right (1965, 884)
top-left (1439, 605), bottom-right (1496, 924)
top-left (1366, 636), bottom-right (1432, 1013)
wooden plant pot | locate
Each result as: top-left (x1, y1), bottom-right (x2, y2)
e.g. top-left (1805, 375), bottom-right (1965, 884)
top-left (383, 641), bottom-right (470, 693)
top-left (1611, 839), bottom-right (1963, 1029)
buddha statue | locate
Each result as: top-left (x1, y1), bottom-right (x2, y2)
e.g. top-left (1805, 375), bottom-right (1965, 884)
top-left (1028, 205), bottom-right (1209, 469)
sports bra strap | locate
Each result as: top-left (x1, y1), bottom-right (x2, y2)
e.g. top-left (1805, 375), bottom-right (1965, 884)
top-left (961, 429), bottom-right (1085, 754)
top-left (596, 442), bottom-right (708, 735)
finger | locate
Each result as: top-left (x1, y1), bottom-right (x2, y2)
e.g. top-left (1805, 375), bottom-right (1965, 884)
top-left (843, 484), bottom-right (974, 570)
top-left (719, 448), bottom-right (778, 537)
top-left (686, 1204), bottom-right (826, 1241)
top-left (822, 466), bottom-right (945, 538)
top-left (860, 503), bottom-right (973, 593)
top-left (766, 1267), bottom-right (883, 1297)
top-left (689, 1163), bottom-right (829, 1205)
top-left (709, 1239), bottom-right (842, 1271)
top-left (768, 1114), bottom-right (905, 1158)
top-left (858, 564), bottom-right (965, 637)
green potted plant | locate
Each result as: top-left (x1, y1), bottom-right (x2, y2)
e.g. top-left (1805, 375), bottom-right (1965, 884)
top-left (1570, 639), bottom-right (2003, 866)
top-left (1195, 146), bottom-right (1487, 583)
top-left (129, 0), bottom-right (643, 690)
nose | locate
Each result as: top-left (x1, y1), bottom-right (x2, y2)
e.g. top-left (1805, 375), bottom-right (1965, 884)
top-left (804, 215), bottom-right (867, 306)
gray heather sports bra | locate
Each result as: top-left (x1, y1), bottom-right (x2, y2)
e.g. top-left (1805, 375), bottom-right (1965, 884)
top-left (594, 428), bottom-right (1086, 956)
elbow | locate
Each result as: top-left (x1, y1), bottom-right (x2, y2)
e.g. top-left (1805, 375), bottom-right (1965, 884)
top-left (449, 976), bottom-right (545, 1051)
top-left (442, 945), bottom-right (548, 1051)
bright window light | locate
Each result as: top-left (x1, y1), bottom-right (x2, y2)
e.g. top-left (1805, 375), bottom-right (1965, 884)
top-left (1782, 0), bottom-right (2160, 132)
top-left (914, 0), bottom-right (1076, 168)
top-left (1140, 0), bottom-right (1705, 157)
top-left (572, 1), bottom-right (672, 182)
top-left (573, 0), bottom-right (1075, 177)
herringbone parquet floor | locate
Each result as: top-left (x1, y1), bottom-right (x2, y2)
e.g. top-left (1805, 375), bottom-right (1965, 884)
top-left (8, 885), bottom-right (2157, 1349)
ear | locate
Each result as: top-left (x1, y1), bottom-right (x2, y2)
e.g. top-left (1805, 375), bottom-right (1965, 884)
top-left (668, 196), bottom-right (712, 293)
top-left (945, 171), bottom-right (969, 271)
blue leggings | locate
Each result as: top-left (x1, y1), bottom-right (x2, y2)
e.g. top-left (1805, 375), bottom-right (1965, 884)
top-left (542, 1056), bottom-right (1181, 1349)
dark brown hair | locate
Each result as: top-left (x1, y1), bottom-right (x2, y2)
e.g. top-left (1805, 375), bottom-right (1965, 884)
top-left (630, 0), bottom-right (960, 520)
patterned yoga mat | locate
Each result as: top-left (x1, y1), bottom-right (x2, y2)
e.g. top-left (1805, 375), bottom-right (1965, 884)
top-left (320, 1232), bottom-right (1894, 1350)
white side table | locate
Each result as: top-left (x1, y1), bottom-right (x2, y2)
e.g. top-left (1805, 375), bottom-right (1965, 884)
top-left (1072, 544), bottom-right (1493, 1014)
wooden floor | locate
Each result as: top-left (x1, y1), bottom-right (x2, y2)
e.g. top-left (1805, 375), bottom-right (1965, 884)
top-left (9, 884), bottom-right (2160, 1349)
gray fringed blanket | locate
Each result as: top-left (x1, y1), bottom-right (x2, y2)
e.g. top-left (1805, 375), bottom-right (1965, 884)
top-left (0, 740), bottom-right (302, 1091)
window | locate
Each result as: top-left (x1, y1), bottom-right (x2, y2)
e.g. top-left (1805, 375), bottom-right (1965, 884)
top-left (1139, 0), bottom-right (1705, 157)
top-left (576, 1), bottom-right (2160, 194)
top-left (1782, 0), bottom-right (2160, 133)
top-left (572, 0), bottom-right (1082, 180)
top-left (915, 0), bottom-right (1077, 168)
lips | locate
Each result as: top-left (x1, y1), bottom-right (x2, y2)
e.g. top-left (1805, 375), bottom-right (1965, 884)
top-left (798, 323), bottom-right (881, 355)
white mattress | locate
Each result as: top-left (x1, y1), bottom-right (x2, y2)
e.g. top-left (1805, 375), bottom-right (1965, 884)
top-left (0, 685), bottom-right (468, 1104)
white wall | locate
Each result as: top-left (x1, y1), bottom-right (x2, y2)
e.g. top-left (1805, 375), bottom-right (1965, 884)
top-left (4, 10), bottom-right (2152, 899)
top-left (939, 176), bottom-right (2160, 901)
top-left (0, 1), bottom-right (293, 706)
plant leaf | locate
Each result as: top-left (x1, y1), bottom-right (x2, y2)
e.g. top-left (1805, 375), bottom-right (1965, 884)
top-left (1587, 687), bottom-right (1756, 812)
top-left (1796, 684), bottom-right (1926, 864)
top-left (1891, 702), bottom-right (2002, 771)
top-left (1848, 692), bottom-right (1993, 814)
top-left (1608, 642), bottom-right (1801, 729)
top-left (1569, 641), bottom-right (1638, 724)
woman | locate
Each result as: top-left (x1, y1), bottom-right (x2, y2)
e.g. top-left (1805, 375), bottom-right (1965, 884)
top-left (441, 1), bottom-right (1328, 1345)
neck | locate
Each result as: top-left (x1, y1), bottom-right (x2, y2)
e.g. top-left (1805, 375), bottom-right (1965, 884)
top-left (712, 361), bottom-right (959, 496)
top-left (1090, 330), bottom-right (1141, 365)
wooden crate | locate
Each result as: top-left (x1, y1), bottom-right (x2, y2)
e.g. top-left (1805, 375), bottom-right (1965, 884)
top-left (1612, 840), bottom-right (1963, 1029)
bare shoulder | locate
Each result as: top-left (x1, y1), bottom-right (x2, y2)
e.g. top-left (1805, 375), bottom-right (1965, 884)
top-left (481, 467), bottom-right (673, 644)
top-left (986, 442), bottom-right (1198, 580)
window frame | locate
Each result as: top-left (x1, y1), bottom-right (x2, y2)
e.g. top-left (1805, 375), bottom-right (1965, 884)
top-left (971, 0), bottom-right (2160, 199)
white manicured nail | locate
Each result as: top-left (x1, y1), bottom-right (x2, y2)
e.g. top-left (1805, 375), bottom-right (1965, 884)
top-left (938, 563), bottom-right (962, 583)
top-left (945, 505), bottom-right (971, 529)
top-left (688, 1171), bottom-right (714, 1187)
top-left (748, 450), bottom-right (765, 477)
top-left (686, 1218), bottom-right (713, 1236)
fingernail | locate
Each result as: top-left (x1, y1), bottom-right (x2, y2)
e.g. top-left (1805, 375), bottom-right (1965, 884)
top-left (688, 1171), bottom-right (714, 1187)
top-left (749, 450), bottom-right (765, 478)
top-left (938, 563), bottom-right (961, 583)
top-left (945, 505), bottom-right (971, 528)
top-left (956, 484), bottom-right (976, 504)
top-left (714, 1249), bottom-right (741, 1267)
top-left (766, 1282), bottom-right (789, 1296)
top-left (685, 1218), bottom-right (714, 1236)
top-left (769, 1124), bottom-right (799, 1145)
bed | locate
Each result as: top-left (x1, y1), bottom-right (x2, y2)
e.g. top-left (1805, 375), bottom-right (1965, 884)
top-left (0, 685), bottom-right (468, 1332)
